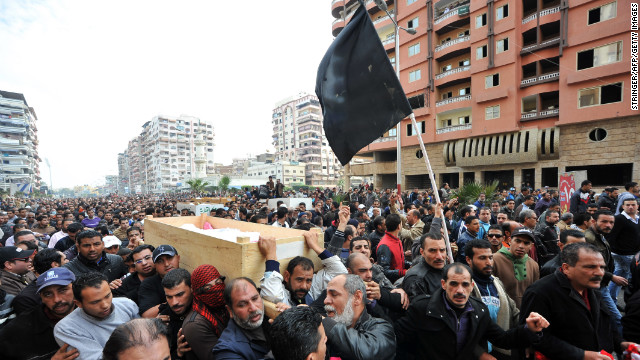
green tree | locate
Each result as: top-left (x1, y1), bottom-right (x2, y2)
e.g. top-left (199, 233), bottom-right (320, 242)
top-left (449, 181), bottom-right (499, 207)
top-left (14, 191), bottom-right (24, 198)
top-left (186, 178), bottom-right (210, 193)
top-left (218, 176), bottom-right (230, 194)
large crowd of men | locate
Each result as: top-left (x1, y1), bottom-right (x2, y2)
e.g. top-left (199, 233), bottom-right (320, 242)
top-left (0, 179), bottom-right (639, 359)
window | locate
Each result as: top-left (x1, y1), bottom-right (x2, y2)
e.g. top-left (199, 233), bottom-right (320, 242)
top-left (522, 95), bottom-right (537, 113)
top-left (441, 119), bottom-right (453, 127)
top-left (496, 4), bottom-right (509, 20)
top-left (442, 64), bottom-right (452, 72)
top-left (485, 105), bottom-right (500, 119)
top-left (407, 0), bottom-right (417, 4)
top-left (408, 43), bottom-right (420, 56)
top-left (459, 59), bottom-right (470, 67)
top-left (578, 82), bottom-right (623, 107)
top-left (459, 87), bottom-right (471, 95)
top-left (388, 128), bottom-right (397, 136)
top-left (485, 74), bottom-right (500, 88)
top-left (441, 37), bottom-right (451, 44)
top-left (459, 29), bottom-right (470, 37)
top-left (577, 41), bottom-right (622, 70)
top-left (407, 121), bottom-right (425, 135)
top-left (409, 69), bottom-right (421, 82)
top-left (476, 13), bottom-right (487, 28)
top-left (458, 116), bottom-right (471, 125)
top-left (588, 2), bottom-right (616, 25)
top-left (442, 91), bottom-right (452, 99)
top-left (496, 38), bottom-right (509, 53)
top-left (408, 17), bottom-right (419, 29)
top-left (477, 45), bottom-right (488, 59)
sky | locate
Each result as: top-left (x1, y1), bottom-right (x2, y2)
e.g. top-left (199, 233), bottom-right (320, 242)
top-left (0, 0), bottom-right (335, 189)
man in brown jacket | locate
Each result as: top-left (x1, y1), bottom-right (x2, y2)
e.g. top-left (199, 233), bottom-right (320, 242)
top-left (492, 227), bottom-right (540, 309)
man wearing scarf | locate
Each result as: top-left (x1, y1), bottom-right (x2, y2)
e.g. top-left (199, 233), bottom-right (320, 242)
top-left (182, 264), bottom-right (229, 360)
top-left (492, 227), bottom-right (540, 309)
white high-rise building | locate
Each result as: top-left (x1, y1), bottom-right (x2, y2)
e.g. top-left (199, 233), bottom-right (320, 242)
top-left (0, 91), bottom-right (41, 192)
top-left (118, 114), bottom-right (214, 193)
top-left (271, 93), bottom-right (342, 186)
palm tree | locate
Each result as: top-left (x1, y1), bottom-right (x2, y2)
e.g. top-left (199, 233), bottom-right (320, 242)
top-left (449, 181), bottom-right (499, 207)
top-left (218, 176), bottom-right (230, 195)
top-left (186, 179), bottom-right (210, 194)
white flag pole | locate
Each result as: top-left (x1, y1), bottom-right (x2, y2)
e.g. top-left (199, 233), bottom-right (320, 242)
top-left (408, 113), bottom-right (454, 263)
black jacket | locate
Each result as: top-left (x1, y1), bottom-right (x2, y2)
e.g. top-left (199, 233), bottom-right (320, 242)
top-left (540, 254), bottom-right (562, 278)
top-left (323, 308), bottom-right (396, 360)
top-left (113, 272), bottom-right (143, 304)
top-left (12, 281), bottom-right (41, 315)
top-left (0, 305), bottom-right (62, 360)
top-left (607, 214), bottom-right (640, 255)
top-left (520, 270), bottom-right (622, 359)
top-left (402, 257), bottom-right (442, 299)
top-left (63, 251), bottom-right (127, 282)
top-left (623, 289), bottom-right (640, 343)
top-left (395, 288), bottom-right (538, 360)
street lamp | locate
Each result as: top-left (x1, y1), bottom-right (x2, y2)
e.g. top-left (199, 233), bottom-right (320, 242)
top-left (374, 0), bottom-right (416, 193)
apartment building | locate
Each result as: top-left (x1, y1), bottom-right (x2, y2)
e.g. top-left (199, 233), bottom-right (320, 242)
top-left (272, 93), bottom-right (343, 186)
top-left (244, 160), bottom-right (307, 187)
top-left (118, 115), bottom-right (214, 194)
top-left (0, 91), bottom-right (41, 192)
top-left (332, 0), bottom-right (636, 190)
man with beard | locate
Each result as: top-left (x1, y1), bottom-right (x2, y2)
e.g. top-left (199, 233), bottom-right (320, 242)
top-left (140, 245), bottom-right (181, 318)
top-left (259, 231), bottom-right (342, 307)
top-left (54, 272), bottom-right (139, 360)
top-left (466, 239), bottom-right (519, 360)
top-left (213, 277), bottom-right (271, 359)
top-left (520, 243), bottom-right (637, 359)
top-left (492, 227), bottom-right (540, 309)
top-left (179, 264), bottom-right (230, 360)
top-left (322, 274), bottom-right (396, 360)
top-left (63, 230), bottom-right (127, 282)
top-left (160, 268), bottom-right (194, 359)
top-left (112, 245), bottom-right (156, 304)
top-left (0, 267), bottom-right (78, 360)
top-left (486, 225), bottom-right (506, 253)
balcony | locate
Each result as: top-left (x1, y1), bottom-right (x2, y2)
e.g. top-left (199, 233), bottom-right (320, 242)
top-left (522, 5), bottom-right (560, 25)
top-left (297, 114), bottom-right (322, 125)
top-left (436, 123), bottom-right (472, 134)
top-left (436, 94), bottom-right (471, 107)
top-left (520, 108), bottom-right (559, 121)
top-left (371, 135), bottom-right (396, 144)
top-left (382, 35), bottom-right (395, 46)
top-left (435, 65), bottom-right (470, 80)
top-left (521, 37), bottom-right (560, 54)
top-left (520, 71), bottom-right (559, 87)
top-left (434, 35), bottom-right (469, 53)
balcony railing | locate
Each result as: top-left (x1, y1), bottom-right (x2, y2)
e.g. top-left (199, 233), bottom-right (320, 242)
top-left (372, 135), bottom-right (396, 144)
top-left (435, 65), bottom-right (470, 80)
top-left (373, 12), bottom-right (393, 25)
top-left (520, 108), bottom-right (559, 121)
top-left (382, 35), bottom-right (395, 46)
top-left (435, 35), bottom-right (470, 52)
top-left (521, 37), bottom-right (560, 53)
top-left (520, 71), bottom-right (559, 86)
top-left (436, 123), bottom-right (472, 134)
top-left (434, 3), bottom-right (470, 24)
top-left (436, 94), bottom-right (471, 107)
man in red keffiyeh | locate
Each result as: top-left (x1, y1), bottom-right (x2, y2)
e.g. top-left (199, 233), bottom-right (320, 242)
top-left (180, 264), bottom-right (229, 360)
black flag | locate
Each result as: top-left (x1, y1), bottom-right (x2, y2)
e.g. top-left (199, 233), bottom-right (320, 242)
top-left (315, 0), bottom-right (412, 166)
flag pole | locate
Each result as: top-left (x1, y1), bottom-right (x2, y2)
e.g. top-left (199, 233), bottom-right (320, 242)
top-left (409, 113), bottom-right (454, 263)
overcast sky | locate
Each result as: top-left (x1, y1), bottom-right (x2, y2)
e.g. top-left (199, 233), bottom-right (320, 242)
top-left (0, 0), bottom-right (334, 189)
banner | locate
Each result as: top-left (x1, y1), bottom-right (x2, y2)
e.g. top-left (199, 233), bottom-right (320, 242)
top-left (559, 173), bottom-right (576, 215)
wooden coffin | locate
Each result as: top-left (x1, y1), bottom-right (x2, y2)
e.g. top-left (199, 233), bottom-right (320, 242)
top-left (143, 214), bottom-right (323, 286)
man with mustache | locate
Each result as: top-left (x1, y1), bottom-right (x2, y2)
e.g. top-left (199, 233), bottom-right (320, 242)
top-left (492, 227), bottom-right (540, 309)
top-left (323, 274), bottom-right (396, 360)
top-left (403, 232), bottom-right (448, 300)
top-left (160, 268), bottom-right (195, 359)
top-left (0, 267), bottom-right (79, 360)
top-left (63, 230), bottom-right (127, 282)
top-left (466, 239), bottom-right (519, 360)
top-left (395, 263), bottom-right (549, 359)
top-left (520, 243), bottom-right (638, 359)
top-left (213, 277), bottom-right (271, 359)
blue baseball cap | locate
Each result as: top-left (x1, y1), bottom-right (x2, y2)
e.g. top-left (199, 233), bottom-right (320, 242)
top-left (36, 267), bottom-right (76, 293)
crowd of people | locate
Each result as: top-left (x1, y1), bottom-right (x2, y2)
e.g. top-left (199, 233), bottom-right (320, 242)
top-left (0, 179), bottom-right (639, 359)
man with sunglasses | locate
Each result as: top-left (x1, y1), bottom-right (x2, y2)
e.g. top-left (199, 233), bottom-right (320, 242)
top-left (0, 246), bottom-right (35, 295)
top-left (486, 225), bottom-right (507, 253)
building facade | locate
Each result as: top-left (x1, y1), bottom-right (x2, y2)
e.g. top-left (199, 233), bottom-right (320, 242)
top-left (332, 0), bottom-right (637, 191)
top-left (243, 160), bottom-right (307, 187)
top-left (118, 115), bottom-right (215, 194)
top-left (272, 92), bottom-right (343, 187)
top-left (0, 91), bottom-right (41, 192)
